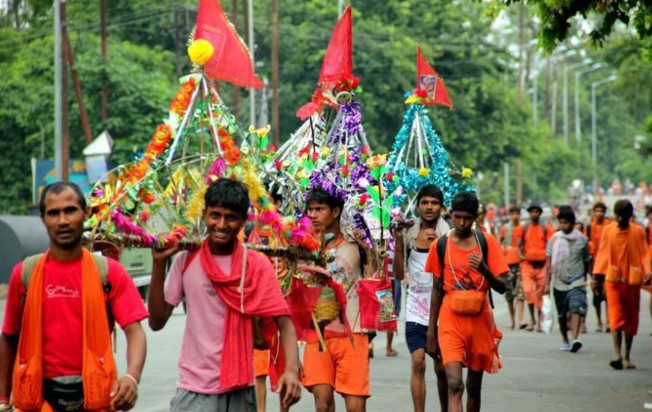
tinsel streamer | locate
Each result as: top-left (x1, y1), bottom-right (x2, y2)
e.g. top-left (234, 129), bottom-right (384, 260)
top-left (184, 185), bottom-right (206, 222)
top-left (111, 209), bottom-right (157, 245)
top-left (353, 212), bottom-right (373, 249)
top-left (386, 103), bottom-right (474, 207)
top-left (341, 100), bottom-right (362, 136)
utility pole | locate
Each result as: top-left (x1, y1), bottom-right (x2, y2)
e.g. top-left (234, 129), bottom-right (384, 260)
top-left (54, 0), bottom-right (63, 180)
top-left (247, 0), bottom-right (255, 127)
top-left (515, 2), bottom-right (525, 206)
top-left (231, 0), bottom-right (239, 119)
top-left (271, 0), bottom-right (280, 146)
top-left (61, 0), bottom-right (69, 181)
top-left (65, 34), bottom-right (93, 144)
top-left (591, 75), bottom-right (617, 194)
top-left (100, 0), bottom-right (108, 122)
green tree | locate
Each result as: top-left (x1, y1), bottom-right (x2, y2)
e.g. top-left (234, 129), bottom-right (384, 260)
top-left (0, 31), bottom-right (176, 213)
top-left (493, 0), bottom-right (652, 51)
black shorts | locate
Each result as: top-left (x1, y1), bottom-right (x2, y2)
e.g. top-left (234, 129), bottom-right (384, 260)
top-left (405, 322), bottom-right (428, 353)
top-left (554, 287), bottom-right (587, 319)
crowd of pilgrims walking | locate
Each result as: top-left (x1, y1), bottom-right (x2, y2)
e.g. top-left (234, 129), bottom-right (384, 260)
top-left (0, 180), bottom-right (649, 412)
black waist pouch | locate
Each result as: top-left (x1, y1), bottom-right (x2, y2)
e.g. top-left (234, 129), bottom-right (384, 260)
top-left (43, 376), bottom-right (84, 412)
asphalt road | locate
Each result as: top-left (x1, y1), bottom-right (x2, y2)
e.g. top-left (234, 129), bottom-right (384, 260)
top-left (5, 288), bottom-right (651, 411)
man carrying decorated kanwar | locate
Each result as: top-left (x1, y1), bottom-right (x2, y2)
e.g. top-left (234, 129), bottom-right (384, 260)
top-left (546, 207), bottom-right (591, 353)
top-left (519, 204), bottom-right (554, 332)
top-left (0, 181), bottom-right (148, 412)
top-left (148, 178), bottom-right (301, 411)
top-left (593, 199), bottom-right (651, 370)
top-left (425, 191), bottom-right (508, 412)
top-left (499, 206), bottom-right (525, 330)
top-left (587, 202), bottom-right (610, 332)
top-left (392, 185), bottom-right (450, 412)
top-left (302, 187), bottom-right (368, 412)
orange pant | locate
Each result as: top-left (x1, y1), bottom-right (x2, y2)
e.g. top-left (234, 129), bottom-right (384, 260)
top-left (521, 261), bottom-right (547, 310)
top-left (254, 349), bottom-right (270, 377)
top-left (438, 297), bottom-right (499, 373)
top-left (302, 333), bottom-right (370, 397)
top-left (16, 403), bottom-right (110, 412)
top-left (605, 281), bottom-right (641, 336)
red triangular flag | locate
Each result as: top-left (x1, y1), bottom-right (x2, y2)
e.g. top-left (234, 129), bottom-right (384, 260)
top-left (195, 0), bottom-right (264, 88)
top-left (416, 45), bottom-right (453, 108)
top-left (318, 5), bottom-right (353, 86)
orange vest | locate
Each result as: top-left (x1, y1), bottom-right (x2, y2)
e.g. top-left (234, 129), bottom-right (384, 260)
top-left (13, 249), bottom-right (117, 411)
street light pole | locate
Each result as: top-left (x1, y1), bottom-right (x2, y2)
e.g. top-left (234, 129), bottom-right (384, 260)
top-left (563, 59), bottom-right (592, 145)
top-left (575, 63), bottom-right (603, 144)
top-left (591, 74), bottom-right (617, 194)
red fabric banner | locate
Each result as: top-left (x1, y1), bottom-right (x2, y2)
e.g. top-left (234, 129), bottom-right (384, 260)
top-left (195, 0), bottom-right (264, 88)
top-left (416, 45), bottom-right (453, 108)
top-left (318, 5), bottom-right (353, 86)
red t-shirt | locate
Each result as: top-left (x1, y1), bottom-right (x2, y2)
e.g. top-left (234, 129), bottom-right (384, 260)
top-left (2, 256), bottom-right (148, 378)
top-left (425, 233), bottom-right (509, 292)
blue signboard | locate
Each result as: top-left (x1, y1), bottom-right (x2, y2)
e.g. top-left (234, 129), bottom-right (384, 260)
top-left (31, 158), bottom-right (91, 204)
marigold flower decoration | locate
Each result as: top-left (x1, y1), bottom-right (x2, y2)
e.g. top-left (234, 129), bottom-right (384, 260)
top-left (169, 78), bottom-right (196, 117)
top-left (187, 39), bottom-right (215, 66)
top-left (120, 123), bottom-right (172, 186)
top-left (218, 127), bottom-right (241, 166)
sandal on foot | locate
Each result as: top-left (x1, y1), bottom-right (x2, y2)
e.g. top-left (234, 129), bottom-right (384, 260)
top-left (609, 359), bottom-right (623, 370)
top-left (624, 360), bottom-right (636, 369)
top-left (386, 349), bottom-right (398, 357)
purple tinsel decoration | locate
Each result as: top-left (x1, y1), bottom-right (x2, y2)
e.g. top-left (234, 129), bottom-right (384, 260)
top-left (353, 212), bottom-right (373, 249)
top-left (308, 169), bottom-right (348, 203)
top-left (341, 101), bottom-right (362, 136)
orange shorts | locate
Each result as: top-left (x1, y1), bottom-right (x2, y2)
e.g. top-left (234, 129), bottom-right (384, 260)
top-left (438, 297), bottom-right (498, 373)
top-left (254, 349), bottom-right (270, 377)
top-left (605, 281), bottom-right (640, 336)
top-left (302, 333), bottom-right (370, 397)
top-left (521, 261), bottom-right (547, 309)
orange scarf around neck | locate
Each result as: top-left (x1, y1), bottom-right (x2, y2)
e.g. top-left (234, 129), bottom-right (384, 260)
top-left (13, 248), bottom-right (117, 411)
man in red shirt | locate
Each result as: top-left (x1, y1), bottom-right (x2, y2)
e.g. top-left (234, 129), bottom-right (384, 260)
top-left (519, 204), bottom-right (554, 332)
top-left (0, 182), bottom-right (148, 412)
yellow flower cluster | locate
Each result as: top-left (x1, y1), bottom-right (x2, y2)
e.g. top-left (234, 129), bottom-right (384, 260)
top-left (188, 39), bottom-right (215, 65)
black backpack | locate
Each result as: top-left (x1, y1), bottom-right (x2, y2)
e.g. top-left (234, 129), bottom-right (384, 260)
top-left (436, 229), bottom-right (494, 308)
